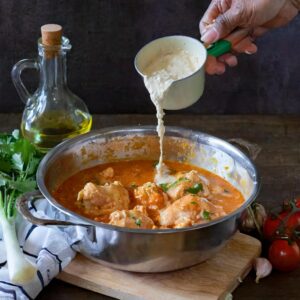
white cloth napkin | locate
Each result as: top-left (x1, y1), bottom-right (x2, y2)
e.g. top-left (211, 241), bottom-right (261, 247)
top-left (0, 199), bottom-right (79, 300)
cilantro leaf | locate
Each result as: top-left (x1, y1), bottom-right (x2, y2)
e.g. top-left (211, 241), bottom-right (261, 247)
top-left (160, 183), bottom-right (169, 192)
top-left (185, 183), bottom-right (203, 194)
top-left (0, 130), bottom-right (43, 218)
top-left (202, 210), bottom-right (211, 220)
top-left (0, 159), bottom-right (12, 173)
top-left (12, 130), bottom-right (19, 140)
top-left (12, 138), bottom-right (36, 167)
top-left (12, 153), bottom-right (24, 173)
top-left (135, 218), bottom-right (142, 227)
top-left (9, 180), bottom-right (37, 193)
top-left (25, 156), bottom-right (41, 176)
top-left (168, 177), bottom-right (189, 189)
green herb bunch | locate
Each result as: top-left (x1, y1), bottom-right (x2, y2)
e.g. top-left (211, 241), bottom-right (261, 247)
top-left (0, 130), bottom-right (43, 284)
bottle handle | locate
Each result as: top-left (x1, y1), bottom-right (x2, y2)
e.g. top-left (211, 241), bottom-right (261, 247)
top-left (11, 59), bottom-right (39, 104)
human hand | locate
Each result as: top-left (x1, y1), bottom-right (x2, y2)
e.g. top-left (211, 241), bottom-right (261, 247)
top-left (200, 0), bottom-right (299, 75)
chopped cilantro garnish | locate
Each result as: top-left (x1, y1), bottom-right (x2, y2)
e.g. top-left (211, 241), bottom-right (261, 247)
top-left (130, 182), bottom-right (137, 188)
top-left (168, 177), bottom-right (189, 189)
top-left (202, 210), bottom-right (211, 220)
top-left (224, 189), bottom-right (230, 193)
top-left (190, 201), bottom-right (198, 205)
top-left (185, 183), bottom-right (203, 194)
top-left (135, 218), bottom-right (142, 226)
top-left (159, 177), bottom-right (189, 192)
top-left (160, 183), bottom-right (169, 192)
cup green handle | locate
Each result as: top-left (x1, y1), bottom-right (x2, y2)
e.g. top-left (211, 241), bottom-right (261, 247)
top-left (207, 40), bottom-right (232, 57)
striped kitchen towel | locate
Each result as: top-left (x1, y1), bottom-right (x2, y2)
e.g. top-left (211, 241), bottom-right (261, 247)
top-left (0, 199), bottom-right (78, 300)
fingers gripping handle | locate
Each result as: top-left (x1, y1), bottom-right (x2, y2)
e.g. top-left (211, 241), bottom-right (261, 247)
top-left (11, 59), bottom-right (39, 104)
top-left (206, 28), bottom-right (250, 57)
top-left (207, 40), bottom-right (232, 57)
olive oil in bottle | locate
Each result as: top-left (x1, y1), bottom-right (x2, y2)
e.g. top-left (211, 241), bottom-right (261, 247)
top-left (21, 110), bottom-right (92, 151)
top-left (12, 24), bottom-right (92, 152)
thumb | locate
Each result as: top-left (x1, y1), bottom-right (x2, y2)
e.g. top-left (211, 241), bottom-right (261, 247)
top-left (201, 7), bottom-right (242, 44)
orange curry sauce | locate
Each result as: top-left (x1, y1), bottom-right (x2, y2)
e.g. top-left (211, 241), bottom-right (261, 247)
top-left (52, 160), bottom-right (244, 224)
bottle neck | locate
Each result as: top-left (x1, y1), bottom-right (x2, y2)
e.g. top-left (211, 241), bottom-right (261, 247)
top-left (39, 50), bottom-right (67, 89)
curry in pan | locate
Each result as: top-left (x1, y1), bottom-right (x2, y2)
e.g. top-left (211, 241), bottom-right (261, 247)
top-left (52, 160), bottom-right (244, 229)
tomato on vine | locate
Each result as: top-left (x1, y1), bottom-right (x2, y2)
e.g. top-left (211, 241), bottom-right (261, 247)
top-left (268, 239), bottom-right (300, 272)
top-left (263, 198), bottom-right (300, 241)
top-left (263, 211), bottom-right (288, 241)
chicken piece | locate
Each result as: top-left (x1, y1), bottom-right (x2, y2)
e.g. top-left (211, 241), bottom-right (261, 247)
top-left (159, 194), bottom-right (226, 228)
top-left (77, 181), bottom-right (129, 216)
top-left (134, 182), bottom-right (169, 223)
top-left (109, 205), bottom-right (154, 229)
top-left (134, 182), bottom-right (169, 209)
top-left (166, 170), bottom-right (210, 201)
top-left (97, 167), bottom-right (114, 184)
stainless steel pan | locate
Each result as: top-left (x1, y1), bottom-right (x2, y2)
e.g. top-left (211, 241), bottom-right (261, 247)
top-left (17, 126), bottom-right (260, 272)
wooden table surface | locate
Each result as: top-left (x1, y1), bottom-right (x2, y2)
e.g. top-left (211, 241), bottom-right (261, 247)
top-left (2, 114), bottom-right (300, 300)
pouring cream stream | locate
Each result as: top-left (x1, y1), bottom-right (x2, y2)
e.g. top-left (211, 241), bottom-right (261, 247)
top-left (142, 49), bottom-right (199, 183)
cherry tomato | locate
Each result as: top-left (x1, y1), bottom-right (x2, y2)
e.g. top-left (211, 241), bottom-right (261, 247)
top-left (263, 212), bottom-right (288, 240)
top-left (295, 198), bottom-right (300, 209)
top-left (269, 239), bottom-right (300, 272)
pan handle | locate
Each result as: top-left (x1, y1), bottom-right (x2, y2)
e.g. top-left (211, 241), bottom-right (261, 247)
top-left (17, 191), bottom-right (92, 228)
top-left (228, 138), bottom-right (261, 161)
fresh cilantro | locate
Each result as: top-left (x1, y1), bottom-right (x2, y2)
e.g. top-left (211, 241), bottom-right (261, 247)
top-left (12, 129), bottom-right (19, 140)
top-left (12, 153), bottom-right (24, 172)
top-left (168, 177), bottom-right (189, 189)
top-left (185, 183), bottom-right (203, 194)
top-left (0, 159), bottom-right (12, 173)
top-left (0, 130), bottom-right (43, 218)
top-left (0, 130), bottom-right (43, 284)
top-left (159, 177), bottom-right (189, 192)
top-left (203, 210), bottom-right (211, 220)
top-left (160, 183), bottom-right (169, 192)
top-left (190, 201), bottom-right (198, 205)
top-left (135, 218), bottom-right (142, 227)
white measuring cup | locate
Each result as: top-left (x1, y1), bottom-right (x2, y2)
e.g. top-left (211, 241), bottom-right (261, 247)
top-left (134, 33), bottom-right (244, 110)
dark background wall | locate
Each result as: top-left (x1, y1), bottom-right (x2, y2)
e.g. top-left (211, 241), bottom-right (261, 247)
top-left (1, 0), bottom-right (300, 114)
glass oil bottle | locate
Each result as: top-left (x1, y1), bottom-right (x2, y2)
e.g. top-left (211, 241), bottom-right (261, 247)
top-left (11, 24), bottom-right (92, 152)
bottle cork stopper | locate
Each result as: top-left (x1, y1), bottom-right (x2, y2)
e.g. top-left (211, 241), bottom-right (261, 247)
top-left (41, 24), bottom-right (62, 46)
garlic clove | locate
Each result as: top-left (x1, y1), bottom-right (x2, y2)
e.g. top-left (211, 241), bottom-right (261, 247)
top-left (241, 203), bottom-right (267, 234)
top-left (253, 257), bottom-right (272, 283)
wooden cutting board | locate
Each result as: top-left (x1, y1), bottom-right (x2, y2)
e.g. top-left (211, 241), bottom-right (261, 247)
top-left (58, 232), bottom-right (261, 300)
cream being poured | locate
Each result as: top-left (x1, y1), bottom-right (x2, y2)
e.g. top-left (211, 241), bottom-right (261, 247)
top-left (143, 49), bottom-right (199, 183)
